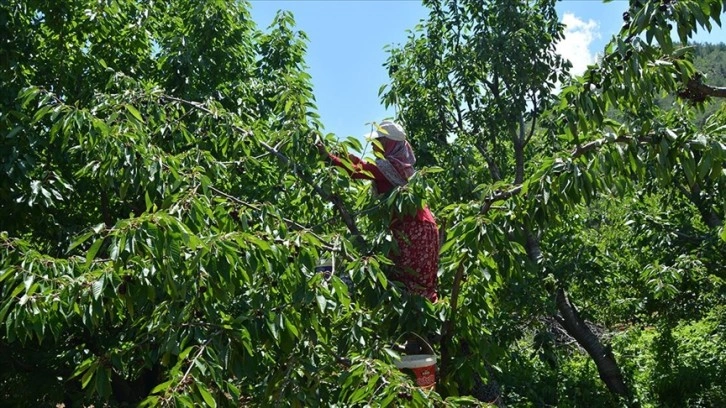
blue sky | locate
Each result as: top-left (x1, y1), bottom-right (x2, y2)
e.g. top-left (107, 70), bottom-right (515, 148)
top-left (250, 1), bottom-right (726, 141)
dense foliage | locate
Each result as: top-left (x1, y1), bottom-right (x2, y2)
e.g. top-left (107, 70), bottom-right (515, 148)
top-left (1, 0), bottom-right (725, 407)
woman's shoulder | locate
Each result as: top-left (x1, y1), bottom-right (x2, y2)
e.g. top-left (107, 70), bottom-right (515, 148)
top-left (418, 206), bottom-right (437, 224)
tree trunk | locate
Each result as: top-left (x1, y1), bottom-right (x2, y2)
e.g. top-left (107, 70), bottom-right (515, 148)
top-left (513, 118), bottom-right (526, 184)
top-left (554, 288), bottom-right (632, 399)
top-left (100, 189), bottom-right (113, 228)
top-left (526, 231), bottom-right (634, 403)
top-left (439, 262), bottom-right (465, 380)
top-left (689, 183), bottom-right (722, 229)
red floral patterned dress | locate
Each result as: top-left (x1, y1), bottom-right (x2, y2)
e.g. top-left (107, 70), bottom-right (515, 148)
top-left (328, 153), bottom-right (439, 302)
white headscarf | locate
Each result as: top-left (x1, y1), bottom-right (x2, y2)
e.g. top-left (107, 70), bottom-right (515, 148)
top-left (376, 138), bottom-right (416, 187)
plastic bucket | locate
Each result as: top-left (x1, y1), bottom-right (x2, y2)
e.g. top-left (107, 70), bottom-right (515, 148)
top-left (394, 354), bottom-right (437, 389)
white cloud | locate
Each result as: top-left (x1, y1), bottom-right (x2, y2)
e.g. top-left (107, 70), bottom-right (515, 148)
top-left (556, 13), bottom-right (600, 77)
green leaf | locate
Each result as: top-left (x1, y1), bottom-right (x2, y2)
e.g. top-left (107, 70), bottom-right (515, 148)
top-left (338, 157), bottom-right (356, 174)
top-left (68, 230), bottom-right (95, 252)
top-left (85, 238), bottom-right (104, 266)
top-left (439, 238), bottom-right (456, 255)
top-left (193, 358), bottom-right (207, 375)
top-left (682, 154), bottom-right (696, 186)
top-left (197, 383), bottom-right (217, 408)
top-left (248, 235), bottom-right (271, 252)
top-left (712, 2), bottom-right (722, 26)
top-left (81, 362), bottom-right (98, 389)
top-left (178, 346), bottom-right (194, 361)
top-left (316, 294), bottom-right (327, 313)
top-left (673, 46), bottom-right (695, 58)
top-left (150, 380), bottom-right (174, 395)
top-left (175, 395), bottom-right (195, 408)
top-left (380, 392), bottom-right (396, 407)
top-left (6, 126), bottom-right (23, 139)
top-left (382, 347), bottom-right (400, 361)
top-left (697, 153), bottom-right (712, 180)
top-left (92, 277), bottom-right (104, 300)
top-left (106, 239), bottom-right (121, 263)
top-left (95, 368), bottom-right (112, 397)
top-left (283, 315), bottom-right (300, 338)
top-left (266, 318), bottom-right (279, 341)
top-left (139, 396), bottom-right (160, 408)
top-left (0, 268), bottom-right (14, 283)
top-left (125, 104), bottom-right (144, 123)
top-left (32, 105), bottom-right (53, 123)
top-left (145, 190), bottom-right (153, 212)
top-left (18, 86), bottom-right (40, 108)
top-left (330, 277), bottom-right (350, 307)
top-left (0, 300), bottom-right (13, 322)
top-left (344, 136), bottom-right (363, 152)
top-left (23, 275), bottom-right (34, 292)
top-left (376, 270), bottom-right (388, 289)
top-left (349, 384), bottom-right (369, 404)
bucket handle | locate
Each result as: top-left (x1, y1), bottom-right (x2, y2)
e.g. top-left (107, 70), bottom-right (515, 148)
top-left (392, 331), bottom-right (435, 356)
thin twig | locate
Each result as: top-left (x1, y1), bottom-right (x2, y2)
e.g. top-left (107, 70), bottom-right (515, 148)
top-left (170, 332), bottom-right (219, 397)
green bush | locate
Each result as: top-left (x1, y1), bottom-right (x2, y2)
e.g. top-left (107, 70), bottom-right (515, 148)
top-left (612, 306), bottom-right (726, 407)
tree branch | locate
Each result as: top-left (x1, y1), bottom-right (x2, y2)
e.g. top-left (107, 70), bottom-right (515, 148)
top-left (439, 261), bottom-right (466, 380)
top-left (524, 94), bottom-right (538, 146)
top-left (480, 185), bottom-right (523, 214)
top-left (445, 75), bottom-right (465, 131)
top-left (679, 76), bottom-right (726, 102)
top-left (206, 185), bottom-right (345, 253)
top-left (571, 134), bottom-right (646, 159)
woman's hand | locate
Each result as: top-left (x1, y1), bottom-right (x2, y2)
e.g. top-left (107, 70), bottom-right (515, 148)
top-left (315, 139), bottom-right (328, 157)
top-left (315, 142), bottom-right (327, 156)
